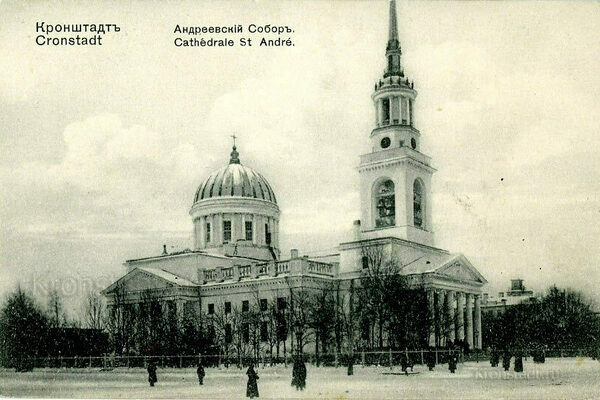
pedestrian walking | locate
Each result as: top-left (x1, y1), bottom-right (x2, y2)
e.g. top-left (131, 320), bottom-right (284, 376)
top-left (147, 360), bottom-right (157, 387)
top-left (490, 348), bottom-right (500, 367)
top-left (298, 358), bottom-right (307, 390)
top-left (246, 363), bottom-right (259, 398)
top-left (197, 362), bottom-right (205, 385)
top-left (426, 350), bottom-right (436, 371)
top-left (291, 358), bottom-right (299, 388)
top-left (291, 357), bottom-right (306, 390)
top-left (448, 351), bottom-right (457, 374)
top-left (347, 355), bottom-right (354, 376)
top-left (502, 351), bottom-right (511, 371)
top-left (514, 350), bottom-right (523, 372)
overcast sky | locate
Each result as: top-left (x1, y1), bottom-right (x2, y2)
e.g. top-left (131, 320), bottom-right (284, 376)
top-left (1, 0), bottom-right (599, 316)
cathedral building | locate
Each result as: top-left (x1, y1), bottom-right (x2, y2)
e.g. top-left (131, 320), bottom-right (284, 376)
top-left (103, 0), bottom-right (487, 353)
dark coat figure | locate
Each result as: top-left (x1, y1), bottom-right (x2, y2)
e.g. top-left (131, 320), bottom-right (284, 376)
top-left (347, 356), bottom-right (354, 376)
top-left (532, 348), bottom-right (546, 363)
top-left (448, 352), bottom-right (457, 374)
top-left (291, 359), bottom-right (299, 388)
top-left (147, 361), bottom-right (157, 387)
top-left (197, 363), bottom-right (205, 385)
top-left (490, 349), bottom-right (500, 367)
top-left (502, 352), bottom-right (511, 371)
top-left (246, 364), bottom-right (259, 398)
top-left (426, 350), bottom-right (436, 371)
top-left (514, 350), bottom-right (523, 372)
top-left (298, 360), bottom-right (307, 390)
top-left (291, 358), bottom-right (306, 390)
top-left (401, 353), bottom-right (413, 375)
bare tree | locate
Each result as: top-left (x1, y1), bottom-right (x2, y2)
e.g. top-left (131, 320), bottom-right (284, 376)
top-left (105, 282), bottom-right (134, 354)
top-left (308, 285), bottom-right (336, 365)
top-left (288, 287), bottom-right (314, 357)
top-left (82, 289), bottom-right (105, 330)
top-left (357, 243), bottom-right (430, 350)
top-left (47, 288), bottom-right (65, 329)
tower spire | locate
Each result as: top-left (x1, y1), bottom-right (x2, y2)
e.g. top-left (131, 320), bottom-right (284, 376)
top-left (384, 0), bottom-right (403, 78)
top-left (387, 0), bottom-right (399, 51)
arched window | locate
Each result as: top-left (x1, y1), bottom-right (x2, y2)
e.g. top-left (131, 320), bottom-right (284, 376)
top-left (413, 179), bottom-right (424, 228)
top-left (375, 180), bottom-right (395, 228)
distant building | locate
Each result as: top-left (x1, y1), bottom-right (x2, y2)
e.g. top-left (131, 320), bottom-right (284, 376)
top-left (482, 279), bottom-right (538, 315)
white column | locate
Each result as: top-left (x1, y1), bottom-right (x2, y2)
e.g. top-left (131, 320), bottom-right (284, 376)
top-left (391, 96), bottom-right (399, 123)
top-left (215, 213), bottom-right (223, 245)
top-left (176, 300), bottom-right (185, 326)
top-left (377, 99), bottom-right (383, 126)
top-left (456, 292), bottom-right (464, 342)
top-left (256, 215), bottom-right (264, 245)
top-left (233, 213), bottom-right (243, 242)
top-left (427, 290), bottom-right (435, 347)
top-left (193, 218), bottom-right (199, 249)
top-left (436, 290), bottom-right (446, 347)
top-left (272, 218), bottom-right (279, 249)
top-left (465, 293), bottom-right (473, 349)
top-left (210, 214), bottom-right (217, 246)
top-left (474, 295), bottom-right (482, 349)
top-left (198, 217), bottom-right (206, 249)
top-left (446, 291), bottom-right (456, 343)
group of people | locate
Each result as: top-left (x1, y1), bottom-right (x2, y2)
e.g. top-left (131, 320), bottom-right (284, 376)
top-left (146, 358), bottom-right (304, 398)
top-left (490, 348), bottom-right (525, 372)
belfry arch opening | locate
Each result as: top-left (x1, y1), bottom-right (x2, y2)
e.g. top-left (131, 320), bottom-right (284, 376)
top-left (374, 179), bottom-right (395, 228)
top-left (413, 178), bottom-right (424, 228)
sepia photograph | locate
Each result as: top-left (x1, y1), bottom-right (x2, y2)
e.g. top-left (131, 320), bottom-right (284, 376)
top-left (1, 0), bottom-right (599, 398)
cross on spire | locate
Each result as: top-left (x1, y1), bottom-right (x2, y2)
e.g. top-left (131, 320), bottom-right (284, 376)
top-left (229, 134), bottom-right (240, 164)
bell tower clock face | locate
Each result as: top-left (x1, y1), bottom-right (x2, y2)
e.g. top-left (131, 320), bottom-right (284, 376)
top-left (380, 137), bottom-right (391, 149)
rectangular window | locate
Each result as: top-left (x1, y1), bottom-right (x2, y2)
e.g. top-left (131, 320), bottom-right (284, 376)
top-left (382, 98), bottom-right (390, 124)
top-left (225, 323), bottom-right (232, 343)
top-left (205, 222), bottom-right (211, 244)
top-left (409, 99), bottom-right (413, 126)
top-left (392, 96), bottom-right (399, 124)
top-left (243, 323), bottom-right (250, 343)
top-left (242, 300), bottom-right (249, 312)
top-left (223, 220), bottom-right (232, 243)
top-left (208, 303), bottom-right (214, 315)
top-left (260, 298), bottom-right (268, 312)
top-left (265, 223), bottom-right (271, 245)
top-left (245, 221), bottom-right (253, 241)
top-left (260, 321), bottom-right (268, 342)
top-left (401, 97), bottom-right (408, 124)
top-left (362, 256), bottom-right (369, 270)
top-left (225, 301), bottom-right (231, 314)
top-left (277, 297), bottom-right (287, 311)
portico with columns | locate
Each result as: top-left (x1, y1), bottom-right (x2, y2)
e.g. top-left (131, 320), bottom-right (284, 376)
top-left (426, 287), bottom-right (484, 350)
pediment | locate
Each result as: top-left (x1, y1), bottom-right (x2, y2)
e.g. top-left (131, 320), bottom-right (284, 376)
top-left (436, 255), bottom-right (487, 284)
top-left (103, 268), bottom-right (173, 295)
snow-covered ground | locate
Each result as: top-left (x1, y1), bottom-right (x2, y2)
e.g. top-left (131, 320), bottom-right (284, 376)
top-left (1, 357), bottom-right (599, 399)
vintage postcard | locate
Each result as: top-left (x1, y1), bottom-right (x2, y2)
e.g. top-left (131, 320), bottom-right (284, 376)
top-left (1, 0), bottom-right (599, 399)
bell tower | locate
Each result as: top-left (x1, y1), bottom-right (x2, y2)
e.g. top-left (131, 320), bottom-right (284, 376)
top-left (358, 0), bottom-right (435, 246)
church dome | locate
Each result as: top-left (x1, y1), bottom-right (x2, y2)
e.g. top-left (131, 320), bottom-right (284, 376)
top-left (193, 146), bottom-right (277, 205)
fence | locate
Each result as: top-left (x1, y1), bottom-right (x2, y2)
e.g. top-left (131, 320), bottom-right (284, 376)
top-left (16, 348), bottom-right (597, 370)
